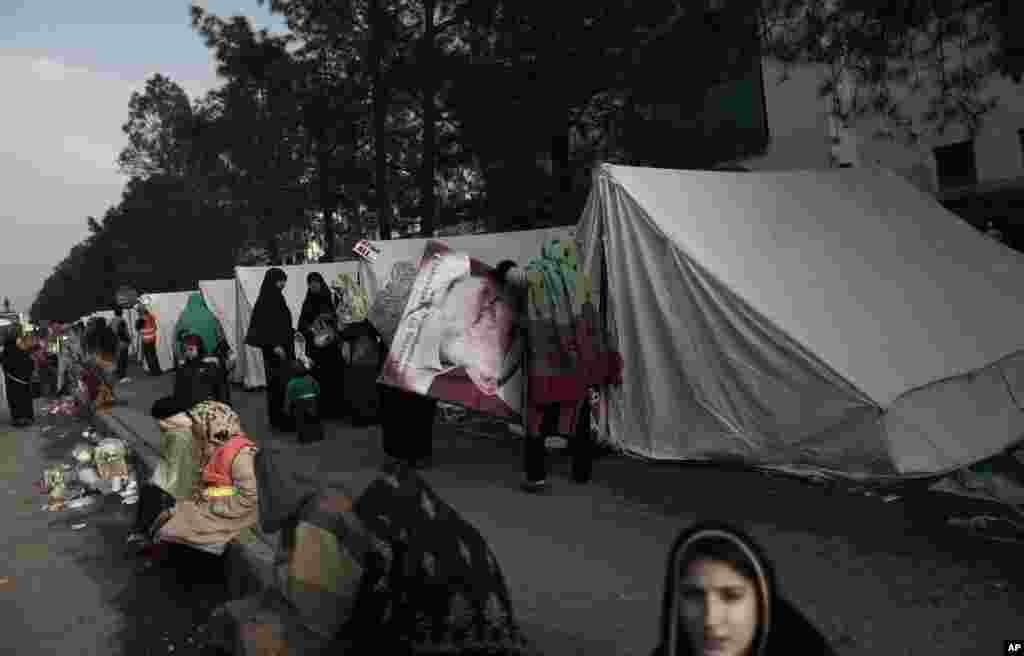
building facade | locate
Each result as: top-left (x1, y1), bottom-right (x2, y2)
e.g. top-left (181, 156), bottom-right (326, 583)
top-left (739, 60), bottom-right (1024, 196)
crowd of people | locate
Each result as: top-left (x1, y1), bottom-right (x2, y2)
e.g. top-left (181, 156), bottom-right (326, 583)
top-left (2, 268), bottom-right (838, 655)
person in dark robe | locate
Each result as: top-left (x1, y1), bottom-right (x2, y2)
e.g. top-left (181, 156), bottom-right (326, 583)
top-left (244, 267), bottom-right (295, 431)
top-left (652, 521), bottom-right (835, 656)
top-left (2, 326), bottom-right (36, 426)
top-left (150, 334), bottom-right (228, 420)
top-left (297, 271), bottom-right (345, 420)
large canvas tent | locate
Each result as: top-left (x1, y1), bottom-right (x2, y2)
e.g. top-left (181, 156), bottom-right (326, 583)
top-left (235, 262), bottom-right (362, 389)
top-left (578, 164), bottom-right (1024, 479)
top-left (199, 279), bottom-right (242, 384)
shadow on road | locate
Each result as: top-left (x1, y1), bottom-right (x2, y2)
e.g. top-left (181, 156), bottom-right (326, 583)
top-left (70, 512), bottom-right (230, 656)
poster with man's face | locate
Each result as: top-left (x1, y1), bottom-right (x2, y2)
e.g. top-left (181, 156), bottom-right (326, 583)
top-left (378, 240), bottom-right (524, 418)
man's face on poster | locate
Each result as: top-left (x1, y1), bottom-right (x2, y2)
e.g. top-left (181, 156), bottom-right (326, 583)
top-left (437, 271), bottom-right (515, 396)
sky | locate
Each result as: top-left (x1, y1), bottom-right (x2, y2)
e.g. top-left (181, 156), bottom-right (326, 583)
top-left (0, 0), bottom-right (288, 315)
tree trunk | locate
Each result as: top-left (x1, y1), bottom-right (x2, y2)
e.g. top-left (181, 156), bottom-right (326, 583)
top-left (418, 0), bottom-right (438, 238)
top-left (547, 18), bottom-right (573, 226)
top-left (550, 131), bottom-right (572, 223)
top-left (317, 145), bottom-right (336, 261)
top-left (371, 0), bottom-right (393, 241)
top-left (267, 230), bottom-right (281, 265)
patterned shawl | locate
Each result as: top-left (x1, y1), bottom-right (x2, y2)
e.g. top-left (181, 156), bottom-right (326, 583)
top-left (186, 400), bottom-right (244, 502)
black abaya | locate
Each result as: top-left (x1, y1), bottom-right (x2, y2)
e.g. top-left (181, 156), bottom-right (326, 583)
top-left (245, 268), bottom-right (295, 431)
top-left (309, 344), bottom-right (345, 419)
top-left (4, 374), bottom-right (34, 424)
top-left (378, 383), bottom-right (437, 463)
top-left (2, 337), bottom-right (35, 425)
top-left (262, 346), bottom-right (294, 431)
top-left (298, 272), bottom-right (344, 418)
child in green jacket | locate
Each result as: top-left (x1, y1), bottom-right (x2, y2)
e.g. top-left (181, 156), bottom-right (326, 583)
top-left (286, 359), bottom-right (323, 444)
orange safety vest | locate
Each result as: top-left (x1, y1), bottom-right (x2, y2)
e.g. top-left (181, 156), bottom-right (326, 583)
top-left (202, 434), bottom-right (256, 493)
top-left (141, 314), bottom-right (157, 344)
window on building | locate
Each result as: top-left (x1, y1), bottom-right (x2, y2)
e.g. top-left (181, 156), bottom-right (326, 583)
top-left (933, 140), bottom-right (977, 189)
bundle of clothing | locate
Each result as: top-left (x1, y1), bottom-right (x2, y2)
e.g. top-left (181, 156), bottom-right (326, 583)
top-left (522, 238), bottom-right (622, 437)
top-left (210, 453), bottom-right (537, 655)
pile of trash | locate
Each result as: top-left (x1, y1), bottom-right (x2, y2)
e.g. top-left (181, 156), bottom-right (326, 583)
top-left (39, 434), bottom-right (139, 512)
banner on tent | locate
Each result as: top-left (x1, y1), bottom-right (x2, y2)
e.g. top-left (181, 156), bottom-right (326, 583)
top-left (332, 272), bottom-right (370, 325)
top-left (379, 240), bottom-right (525, 418)
top-left (367, 261), bottom-right (419, 344)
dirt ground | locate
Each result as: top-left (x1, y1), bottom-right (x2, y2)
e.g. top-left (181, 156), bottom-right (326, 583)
top-left (6, 367), bottom-right (1023, 655)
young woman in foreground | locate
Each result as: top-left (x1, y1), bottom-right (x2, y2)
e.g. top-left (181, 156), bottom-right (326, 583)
top-left (653, 521), bottom-right (835, 656)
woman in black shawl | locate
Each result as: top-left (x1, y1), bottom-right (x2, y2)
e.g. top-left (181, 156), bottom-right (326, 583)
top-left (298, 271), bottom-right (345, 419)
top-left (245, 268), bottom-right (295, 431)
top-left (653, 521), bottom-right (835, 656)
top-left (2, 326), bottom-right (36, 427)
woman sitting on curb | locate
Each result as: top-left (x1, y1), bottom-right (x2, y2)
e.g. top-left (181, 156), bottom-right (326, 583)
top-left (133, 401), bottom-right (259, 569)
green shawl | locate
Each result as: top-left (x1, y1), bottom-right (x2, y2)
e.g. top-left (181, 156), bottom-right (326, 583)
top-left (174, 293), bottom-right (222, 359)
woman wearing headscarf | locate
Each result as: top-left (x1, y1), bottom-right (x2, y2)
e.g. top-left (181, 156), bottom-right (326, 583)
top-left (174, 293), bottom-right (222, 364)
top-left (175, 292), bottom-right (233, 404)
top-left (297, 271), bottom-right (345, 419)
top-left (80, 319), bottom-right (120, 415)
top-left (58, 322), bottom-right (85, 396)
top-left (135, 401), bottom-right (259, 567)
top-left (653, 521), bottom-right (835, 656)
top-left (244, 268), bottom-right (295, 431)
top-left (1, 325), bottom-right (36, 426)
top-left (149, 334), bottom-right (228, 420)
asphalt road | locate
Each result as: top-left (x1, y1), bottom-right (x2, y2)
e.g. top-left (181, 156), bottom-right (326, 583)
top-left (3, 368), bottom-right (1023, 655)
top-left (0, 399), bottom-right (226, 656)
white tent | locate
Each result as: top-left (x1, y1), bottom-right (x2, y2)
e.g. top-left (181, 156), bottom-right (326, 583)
top-left (140, 291), bottom-right (196, 373)
top-left (360, 227), bottom-right (576, 302)
top-left (199, 279), bottom-right (242, 384)
top-left (235, 262), bottom-right (362, 389)
top-left (578, 164), bottom-right (1024, 479)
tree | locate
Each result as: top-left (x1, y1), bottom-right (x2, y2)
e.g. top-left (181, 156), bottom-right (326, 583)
top-left (759, 0), bottom-right (1024, 143)
top-left (191, 7), bottom-right (311, 262)
top-left (118, 74), bottom-right (196, 179)
top-left (258, 0), bottom-right (375, 258)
